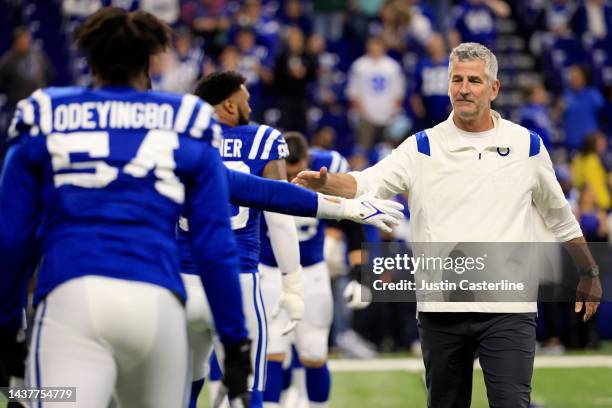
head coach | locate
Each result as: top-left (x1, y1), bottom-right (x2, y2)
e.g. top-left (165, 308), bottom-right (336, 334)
top-left (293, 42), bottom-right (603, 408)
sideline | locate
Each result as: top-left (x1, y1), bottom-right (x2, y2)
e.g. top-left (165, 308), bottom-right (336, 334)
top-left (328, 355), bottom-right (612, 372)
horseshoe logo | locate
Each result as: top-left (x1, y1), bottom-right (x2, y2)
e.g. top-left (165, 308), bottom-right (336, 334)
top-left (497, 147), bottom-right (510, 157)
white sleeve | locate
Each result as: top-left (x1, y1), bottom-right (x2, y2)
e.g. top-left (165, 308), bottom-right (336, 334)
top-left (264, 210), bottom-right (301, 274)
top-left (532, 140), bottom-right (583, 242)
top-left (350, 136), bottom-right (416, 199)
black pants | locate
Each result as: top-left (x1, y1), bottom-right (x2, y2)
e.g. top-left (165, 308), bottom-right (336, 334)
top-left (418, 312), bottom-right (536, 408)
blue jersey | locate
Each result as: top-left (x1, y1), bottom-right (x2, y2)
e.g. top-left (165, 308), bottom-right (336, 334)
top-left (450, 2), bottom-right (497, 50)
top-left (413, 57), bottom-right (451, 122)
top-left (0, 86), bottom-right (246, 343)
top-left (222, 124), bottom-right (288, 273)
top-left (179, 123), bottom-right (288, 274)
top-left (260, 148), bottom-right (348, 268)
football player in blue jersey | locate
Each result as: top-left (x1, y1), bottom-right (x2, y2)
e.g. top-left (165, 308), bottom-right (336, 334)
top-left (259, 132), bottom-right (354, 408)
top-left (0, 8), bottom-right (252, 407)
top-left (193, 71), bottom-right (303, 408)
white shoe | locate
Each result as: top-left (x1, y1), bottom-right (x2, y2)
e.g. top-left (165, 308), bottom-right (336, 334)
top-left (335, 330), bottom-right (378, 359)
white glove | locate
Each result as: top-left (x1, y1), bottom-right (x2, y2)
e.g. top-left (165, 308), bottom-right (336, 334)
top-left (316, 192), bottom-right (404, 233)
top-left (342, 193), bottom-right (404, 233)
top-left (343, 280), bottom-right (372, 310)
top-left (324, 235), bottom-right (347, 279)
top-left (272, 267), bottom-right (304, 335)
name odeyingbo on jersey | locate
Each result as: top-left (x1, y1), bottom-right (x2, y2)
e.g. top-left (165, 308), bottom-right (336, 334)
top-left (51, 101), bottom-right (175, 131)
top-left (11, 88), bottom-right (219, 141)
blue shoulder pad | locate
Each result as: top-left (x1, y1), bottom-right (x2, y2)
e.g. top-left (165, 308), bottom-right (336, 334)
top-left (528, 130), bottom-right (541, 157)
top-left (415, 130), bottom-right (431, 156)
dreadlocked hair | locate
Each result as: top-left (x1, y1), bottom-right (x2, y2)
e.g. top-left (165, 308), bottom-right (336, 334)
top-left (76, 7), bottom-right (172, 84)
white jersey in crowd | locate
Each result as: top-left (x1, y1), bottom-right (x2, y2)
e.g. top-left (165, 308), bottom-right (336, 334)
top-left (346, 54), bottom-right (405, 126)
top-left (351, 110), bottom-right (583, 313)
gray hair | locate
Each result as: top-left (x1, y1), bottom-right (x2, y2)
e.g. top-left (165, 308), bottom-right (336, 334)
top-left (449, 42), bottom-right (498, 82)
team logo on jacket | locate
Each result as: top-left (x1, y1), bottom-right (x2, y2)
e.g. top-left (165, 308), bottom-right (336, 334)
top-left (497, 147), bottom-right (510, 157)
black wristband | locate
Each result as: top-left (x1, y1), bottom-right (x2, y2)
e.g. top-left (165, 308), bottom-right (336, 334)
top-left (350, 264), bottom-right (363, 284)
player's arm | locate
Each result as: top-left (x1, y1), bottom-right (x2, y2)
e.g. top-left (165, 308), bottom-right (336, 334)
top-left (185, 144), bottom-right (251, 400)
top-left (225, 168), bottom-right (404, 232)
top-left (262, 159), bottom-right (304, 333)
top-left (293, 137), bottom-right (415, 200)
top-left (187, 145), bottom-right (248, 344)
top-left (0, 137), bottom-right (42, 327)
top-left (532, 137), bottom-right (602, 321)
top-left (0, 137), bottom-right (42, 382)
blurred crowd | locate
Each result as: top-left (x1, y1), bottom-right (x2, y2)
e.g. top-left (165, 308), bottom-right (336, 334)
top-left (1, 0), bottom-right (612, 354)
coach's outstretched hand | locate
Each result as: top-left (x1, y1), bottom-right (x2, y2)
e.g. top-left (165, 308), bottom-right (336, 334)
top-left (218, 339), bottom-right (252, 408)
top-left (293, 166), bottom-right (329, 191)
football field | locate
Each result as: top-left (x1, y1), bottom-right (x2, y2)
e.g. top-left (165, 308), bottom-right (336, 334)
top-left (196, 354), bottom-right (612, 408)
top-left (2, 356), bottom-right (611, 407)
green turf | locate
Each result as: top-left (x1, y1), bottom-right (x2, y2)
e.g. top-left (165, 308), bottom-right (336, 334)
top-left (331, 368), bottom-right (612, 408)
top-left (3, 367), bottom-right (611, 408)
top-left (191, 367), bottom-right (612, 407)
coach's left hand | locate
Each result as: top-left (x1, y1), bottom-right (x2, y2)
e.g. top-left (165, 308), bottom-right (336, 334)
top-left (575, 276), bottom-right (602, 322)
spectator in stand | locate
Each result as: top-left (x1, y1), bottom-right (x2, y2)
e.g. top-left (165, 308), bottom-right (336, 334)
top-left (561, 65), bottom-right (605, 151)
top-left (0, 26), bottom-right (53, 158)
top-left (448, 0), bottom-right (510, 50)
top-left (279, 0), bottom-right (312, 37)
top-left (410, 33), bottom-right (451, 131)
top-left (150, 29), bottom-right (208, 93)
top-left (518, 83), bottom-right (553, 149)
top-left (311, 126), bottom-right (337, 150)
top-left (571, 132), bottom-right (611, 211)
top-left (556, 164), bottom-right (579, 211)
top-left (369, 0), bottom-right (433, 55)
top-left (312, 0), bottom-right (347, 43)
top-left (274, 26), bottom-right (318, 132)
top-left (235, 27), bottom-right (273, 122)
top-left (217, 45), bottom-right (241, 72)
top-left (546, 0), bottom-right (578, 33)
top-left (232, 0), bottom-right (280, 54)
top-left (346, 36), bottom-right (405, 149)
top-left (406, 0), bottom-right (439, 29)
top-left (308, 33), bottom-right (344, 106)
top-left (307, 33), bottom-right (355, 154)
top-left (181, 0), bottom-right (231, 57)
top-left (571, 0), bottom-right (612, 41)
top-left (602, 85), bottom-right (612, 138)
top-left (576, 184), bottom-right (609, 242)
top-left (349, 0), bottom-right (387, 42)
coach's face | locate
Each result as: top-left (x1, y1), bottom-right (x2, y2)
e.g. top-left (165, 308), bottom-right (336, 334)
top-left (448, 59), bottom-right (499, 121)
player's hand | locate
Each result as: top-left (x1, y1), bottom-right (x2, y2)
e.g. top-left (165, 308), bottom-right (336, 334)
top-left (272, 268), bottom-right (304, 335)
top-left (220, 339), bottom-right (252, 406)
top-left (343, 280), bottom-right (372, 310)
top-left (344, 193), bottom-right (404, 233)
top-left (575, 276), bottom-right (602, 322)
top-left (292, 166), bottom-right (328, 191)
